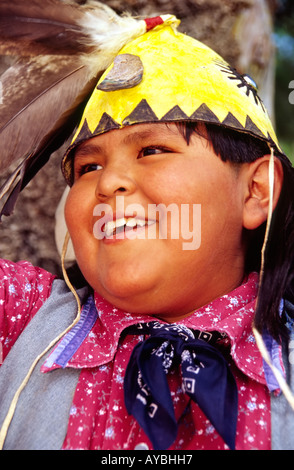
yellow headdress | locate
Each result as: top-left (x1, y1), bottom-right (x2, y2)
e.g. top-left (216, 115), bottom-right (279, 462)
top-left (62, 15), bottom-right (286, 185)
top-left (0, 3), bottom-right (290, 215)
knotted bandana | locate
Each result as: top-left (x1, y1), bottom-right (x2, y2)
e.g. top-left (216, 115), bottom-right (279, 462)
top-left (124, 321), bottom-right (238, 450)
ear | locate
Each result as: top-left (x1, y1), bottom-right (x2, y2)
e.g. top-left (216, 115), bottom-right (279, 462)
top-left (242, 155), bottom-right (284, 230)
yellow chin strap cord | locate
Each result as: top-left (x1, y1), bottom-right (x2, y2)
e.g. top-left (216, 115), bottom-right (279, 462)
top-left (0, 231), bottom-right (81, 450)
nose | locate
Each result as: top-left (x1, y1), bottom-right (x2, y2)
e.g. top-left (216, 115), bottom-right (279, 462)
top-left (95, 162), bottom-right (137, 200)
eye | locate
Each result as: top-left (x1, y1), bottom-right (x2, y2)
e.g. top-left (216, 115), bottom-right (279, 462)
top-left (138, 146), bottom-right (171, 158)
top-left (75, 162), bottom-right (103, 178)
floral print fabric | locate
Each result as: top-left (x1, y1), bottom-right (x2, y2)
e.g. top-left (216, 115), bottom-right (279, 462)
top-left (57, 273), bottom-right (271, 450)
top-left (0, 261), bottom-right (272, 450)
top-left (0, 259), bottom-right (55, 363)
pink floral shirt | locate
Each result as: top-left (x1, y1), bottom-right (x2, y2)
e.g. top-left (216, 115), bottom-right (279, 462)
top-left (0, 260), bottom-right (273, 450)
top-left (0, 259), bottom-right (55, 364)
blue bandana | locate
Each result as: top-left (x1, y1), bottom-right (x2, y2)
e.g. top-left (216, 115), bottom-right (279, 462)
top-left (124, 321), bottom-right (238, 450)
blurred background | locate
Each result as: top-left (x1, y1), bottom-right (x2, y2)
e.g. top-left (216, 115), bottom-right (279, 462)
top-left (0, 0), bottom-right (293, 276)
top-left (275, 0), bottom-right (294, 158)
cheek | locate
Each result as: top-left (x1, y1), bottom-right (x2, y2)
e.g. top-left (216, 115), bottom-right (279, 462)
top-left (64, 185), bottom-right (93, 238)
top-left (64, 188), bottom-right (78, 234)
top-left (64, 188), bottom-right (99, 280)
top-left (142, 165), bottom-right (196, 205)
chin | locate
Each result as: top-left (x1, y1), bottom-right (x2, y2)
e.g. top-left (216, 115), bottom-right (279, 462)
top-left (85, 268), bottom-right (151, 310)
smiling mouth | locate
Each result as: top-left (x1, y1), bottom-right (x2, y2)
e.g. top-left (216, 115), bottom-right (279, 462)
top-left (102, 217), bottom-right (155, 238)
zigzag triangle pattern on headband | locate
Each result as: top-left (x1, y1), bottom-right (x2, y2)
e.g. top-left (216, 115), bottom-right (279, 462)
top-left (62, 98), bottom-right (280, 185)
top-left (72, 99), bottom-right (274, 144)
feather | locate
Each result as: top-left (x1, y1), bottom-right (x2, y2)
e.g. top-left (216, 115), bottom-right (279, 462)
top-left (0, 0), bottom-right (151, 217)
top-left (0, 0), bottom-right (89, 56)
top-left (0, 58), bottom-right (98, 216)
top-left (71, 2), bottom-right (147, 78)
top-left (0, 55), bottom-right (95, 172)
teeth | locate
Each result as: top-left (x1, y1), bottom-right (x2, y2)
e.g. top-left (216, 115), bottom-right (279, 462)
top-left (115, 218), bottom-right (127, 228)
top-left (136, 219), bottom-right (146, 227)
top-left (126, 218), bottom-right (137, 228)
top-left (104, 220), bottom-right (116, 237)
top-left (103, 217), bottom-right (153, 237)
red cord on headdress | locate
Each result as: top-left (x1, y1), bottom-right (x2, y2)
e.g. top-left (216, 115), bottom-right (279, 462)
top-left (144, 16), bottom-right (164, 31)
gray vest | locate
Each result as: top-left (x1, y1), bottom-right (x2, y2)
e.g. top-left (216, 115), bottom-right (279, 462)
top-left (1, 279), bottom-right (294, 450)
top-left (0, 279), bottom-right (87, 450)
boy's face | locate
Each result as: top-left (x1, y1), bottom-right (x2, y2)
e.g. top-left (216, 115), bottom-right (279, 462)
top-left (65, 123), bottom-right (247, 322)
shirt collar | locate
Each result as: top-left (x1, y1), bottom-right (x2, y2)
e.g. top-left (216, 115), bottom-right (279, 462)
top-left (180, 272), bottom-right (263, 383)
top-left (41, 272), bottom-right (267, 386)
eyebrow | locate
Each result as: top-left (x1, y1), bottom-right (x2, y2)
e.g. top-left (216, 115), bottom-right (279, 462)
top-left (74, 125), bottom-right (175, 159)
top-left (74, 143), bottom-right (104, 159)
top-left (121, 129), bottom-right (157, 145)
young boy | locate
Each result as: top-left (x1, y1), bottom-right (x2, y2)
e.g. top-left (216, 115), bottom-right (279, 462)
top-left (0, 14), bottom-right (294, 450)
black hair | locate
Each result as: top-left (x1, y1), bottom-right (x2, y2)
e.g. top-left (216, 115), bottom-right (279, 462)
top-left (176, 121), bottom-right (294, 339)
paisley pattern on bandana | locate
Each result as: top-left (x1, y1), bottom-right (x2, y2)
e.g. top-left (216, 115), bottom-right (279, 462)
top-left (124, 322), bottom-right (238, 450)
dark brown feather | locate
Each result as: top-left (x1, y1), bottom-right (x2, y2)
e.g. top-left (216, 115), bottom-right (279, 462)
top-left (0, 0), bottom-right (110, 216)
top-left (0, 0), bottom-right (141, 217)
top-left (0, 55), bottom-right (93, 171)
top-left (0, 68), bottom-right (99, 218)
top-left (0, 52), bottom-right (101, 217)
top-left (0, 0), bottom-right (91, 56)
